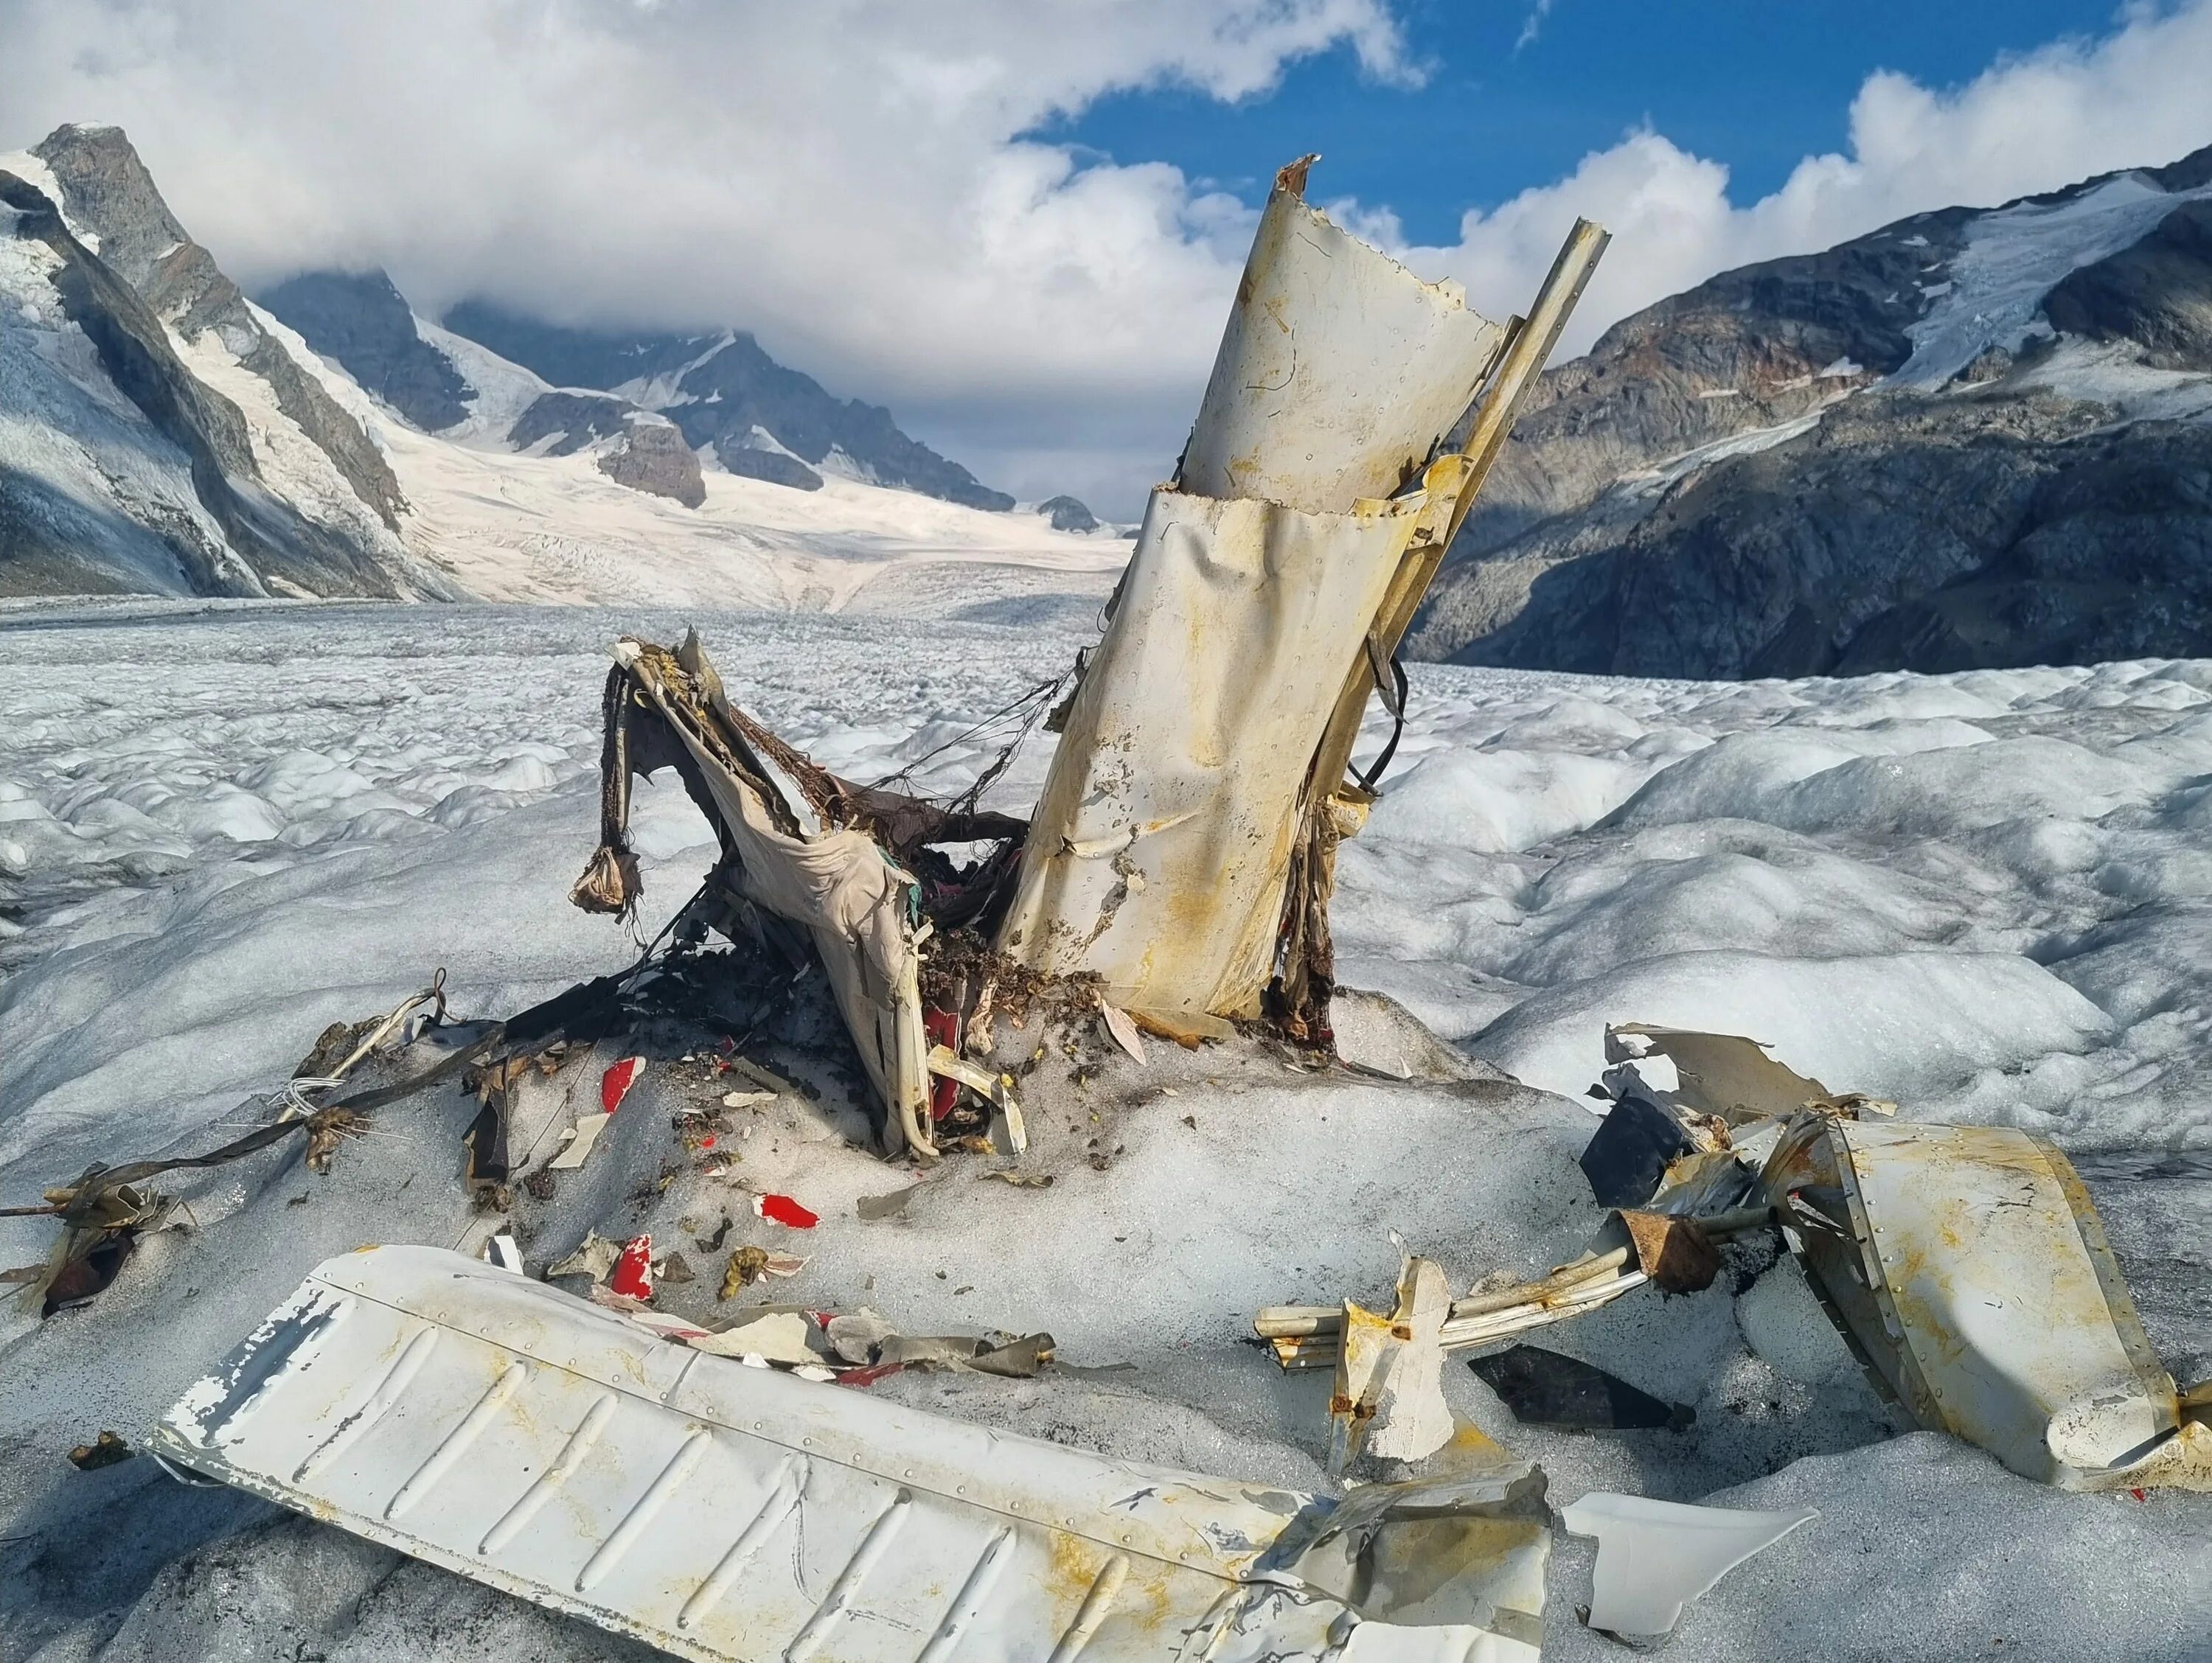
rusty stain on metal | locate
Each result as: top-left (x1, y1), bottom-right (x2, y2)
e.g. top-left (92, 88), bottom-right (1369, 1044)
top-left (1770, 1117), bottom-right (2212, 1491)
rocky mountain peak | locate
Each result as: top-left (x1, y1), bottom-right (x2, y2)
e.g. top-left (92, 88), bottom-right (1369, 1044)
top-left (30, 122), bottom-right (189, 290)
top-left (1411, 140), bottom-right (2212, 678)
top-left (440, 300), bottom-right (1015, 510)
top-left (258, 268), bottom-right (471, 433)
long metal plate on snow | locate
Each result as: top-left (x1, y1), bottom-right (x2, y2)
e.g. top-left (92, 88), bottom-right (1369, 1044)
top-left (152, 1247), bottom-right (1544, 1662)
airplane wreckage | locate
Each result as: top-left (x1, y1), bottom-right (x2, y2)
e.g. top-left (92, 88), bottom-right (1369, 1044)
top-left (13, 159), bottom-right (2209, 1660)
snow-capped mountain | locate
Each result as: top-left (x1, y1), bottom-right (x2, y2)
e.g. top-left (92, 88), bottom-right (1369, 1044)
top-left (1, 125), bottom-right (1115, 611)
top-left (437, 301), bottom-right (1015, 509)
top-left (1411, 143), bottom-right (2212, 677)
top-left (0, 127), bottom-right (455, 600)
top-left (257, 268), bottom-right (706, 510)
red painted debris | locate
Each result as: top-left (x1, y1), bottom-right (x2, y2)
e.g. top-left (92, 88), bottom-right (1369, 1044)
top-left (2131, 1487), bottom-right (2148, 1502)
top-left (608, 1233), bottom-right (654, 1300)
top-left (601, 1056), bottom-right (644, 1114)
top-left (698, 1134), bottom-right (717, 1149)
top-left (924, 1008), bottom-right (960, 1120)
top-left (753, 1193), bottom-right (819, 1230)
top-left (834, 1362), bottom-right (907, 1389)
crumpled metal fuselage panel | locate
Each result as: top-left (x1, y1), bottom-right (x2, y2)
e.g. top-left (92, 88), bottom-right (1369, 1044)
top-left (996, 484), bottom-right (1452, 1017)
top-left (152, 1248), bottom-right (1545, 1662)
top-left (1785, 1119), bottom-right (2202, 1489)
top-left (617, 641), bottom-right (931, 1148)
top-left (996, 162), bottom-right (1512, 1022)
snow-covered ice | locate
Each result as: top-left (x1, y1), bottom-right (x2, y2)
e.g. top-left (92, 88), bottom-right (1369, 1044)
top-left (1, 599), bottom-right (2209, 1661)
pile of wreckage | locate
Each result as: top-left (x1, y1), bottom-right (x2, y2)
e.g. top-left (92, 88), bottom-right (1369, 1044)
top-left (11, 159), bottom-right (2208, 1661)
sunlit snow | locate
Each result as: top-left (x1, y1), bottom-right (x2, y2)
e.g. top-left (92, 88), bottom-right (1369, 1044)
top-left (1, 599), bottom-right (2208, 1659)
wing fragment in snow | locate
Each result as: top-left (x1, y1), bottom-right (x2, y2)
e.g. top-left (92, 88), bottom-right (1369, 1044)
top-left (153, 1246), bottom-right (1553, 1661)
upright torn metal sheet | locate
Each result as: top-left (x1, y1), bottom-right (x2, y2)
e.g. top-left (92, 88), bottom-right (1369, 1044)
top-left (617, 639), bottom-right (932, 1151)
top-left (998, 158), bottom-right (1589, 1022)
top-left (1178, 158), bottom-right (1508, 515)
top-left (154, 1247), bottom-right (1551, 1661)
top-left (997, 475), bottom-right (1459, 1017)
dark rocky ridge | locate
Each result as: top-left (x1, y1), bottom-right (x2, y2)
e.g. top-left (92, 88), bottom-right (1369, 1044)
top-left (0, 172), bottom-right (416, 599)
top-left (2045, 198), bottom-right (2212, 372)
top-left (721, 447), bottom-right (824, 492)
top-left (32, 125), bottom-right (408, 533)
top-left (1037, 494), bottom-right (1098, 532)
top-left (1413, 143), bottom-right (2212, 677)
top-left (443, 301), bottom-right (1014, 509)
top-left (257, 269), bottom-right (471, 433)
top-left (508, 391), bottom-right (705, 508)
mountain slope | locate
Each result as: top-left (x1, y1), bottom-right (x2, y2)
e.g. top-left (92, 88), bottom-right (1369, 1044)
top-left (31, 126), bottom-right (417, 547)
top-left (0, 135), bottom-right (449, 601)
top-left (0, 124), bottom-right (1110, 610)
top-left (254, 271), bottom-right (706, 509)
top-left (1412, 144), bottom-right (2212, 677)
top-left (441, 301), bottom-right (1015, 509)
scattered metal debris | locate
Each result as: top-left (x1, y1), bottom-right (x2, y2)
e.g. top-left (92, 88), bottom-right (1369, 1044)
top-left (546, 1109), bottom-right (612, 1171)
top-left (855, 1183), bottom-right (920, 1221)
top-left (718, 1245), bottom-right (804, 1298)
top-left (1579, 1092), bottom-right (1698, 1209)
top-left (547, 1233), bottom-right (622, 1282)
top-left (68, 1430), bottom-right (133, 1471)
top-left (1329, 1252), bottom-right (1453, 1473)
top-left (1257, 1204), bottom-right (1773, 1373)
top-left (751, 1193), bottom-right (818, 1229)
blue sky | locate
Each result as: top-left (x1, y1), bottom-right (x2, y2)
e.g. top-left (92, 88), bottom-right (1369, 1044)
top-left (1041, 1), bottom-right (2137, 244)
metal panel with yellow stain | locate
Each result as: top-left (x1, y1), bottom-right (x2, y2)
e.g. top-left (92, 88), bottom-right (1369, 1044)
top-left (1778, 1119), bottom-right (2212, 1491)
top-left (997, 471), bottom-right (1464, 1017)
top-left (153, 1247), bottom-right (1551, 1662)
top-left (997, 154), bottom-right (1607, 1024)
top-left (1178, 157), bottom-right (1509, 515)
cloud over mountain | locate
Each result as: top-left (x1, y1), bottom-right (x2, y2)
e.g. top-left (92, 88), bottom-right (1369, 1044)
top-left (4, 0), bottom-right (2208, 514)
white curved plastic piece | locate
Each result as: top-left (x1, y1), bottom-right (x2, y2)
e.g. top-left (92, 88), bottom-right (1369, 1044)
top-left (153, 1247), bottom-right (1553, 1662)
top-left (1562, 1491), bottom-right (1816, 1638)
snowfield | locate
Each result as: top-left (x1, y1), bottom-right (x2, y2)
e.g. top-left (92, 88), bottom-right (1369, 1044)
top-left (1, 598), bottom-right (2209, 1661)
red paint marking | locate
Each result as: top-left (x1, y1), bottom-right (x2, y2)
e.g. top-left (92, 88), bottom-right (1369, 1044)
top-left (2131, 1487), bottom-right (2148, 1502)
top-left (609, 1233), bottom-right (654, 1300)
top-left (601, 1056), bottom-right (644, 1114)
top-left (924, 1008), bottom-right (960, 1120)
top-left (835, 1362), bottom-right (907, 1388)
top-left (754, 1193), bottom-right (818, 1230)
top-left (698, 1134), bottom-right (717, 1149)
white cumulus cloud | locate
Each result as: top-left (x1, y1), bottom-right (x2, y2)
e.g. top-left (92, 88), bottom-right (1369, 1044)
top-left (1, 0), bottom-right (2208, 515)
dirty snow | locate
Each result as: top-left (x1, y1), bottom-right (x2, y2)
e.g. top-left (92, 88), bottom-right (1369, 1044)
top-left (1, 601), bottom-right (2209, 1662)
